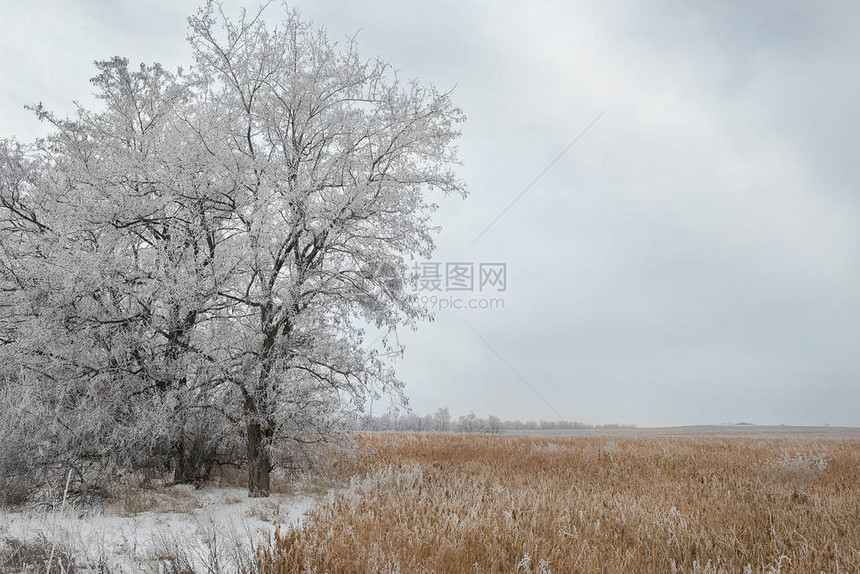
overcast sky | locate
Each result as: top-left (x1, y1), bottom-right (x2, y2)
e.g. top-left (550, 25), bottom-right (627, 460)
top-left (2, 0), bottom-right (859, 426)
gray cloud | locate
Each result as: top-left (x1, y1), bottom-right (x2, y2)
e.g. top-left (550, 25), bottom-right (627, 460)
top-left (2, 0), bottom-right (857, 426)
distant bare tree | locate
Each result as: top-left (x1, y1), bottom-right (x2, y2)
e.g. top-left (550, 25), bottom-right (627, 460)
top-left (434, 407), bottom-right (451, 432)
top-left (457, 412), bottom-right (479, 433)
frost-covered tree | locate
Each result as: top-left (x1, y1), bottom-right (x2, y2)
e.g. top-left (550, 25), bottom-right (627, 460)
top-left (0, 2), bottom-right (464, 497)
top-left (180, 4), bottom-right (465, 496)
top-left (0, 61), bottom-right (231, 485)
top-left (434, 406), bottom-right (451, 432)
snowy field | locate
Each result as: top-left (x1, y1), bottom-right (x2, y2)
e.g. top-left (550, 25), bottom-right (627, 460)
top-left (0, 485), bottom-right (316, 572)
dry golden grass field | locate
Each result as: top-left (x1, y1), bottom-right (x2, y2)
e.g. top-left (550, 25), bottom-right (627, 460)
top-left (260, 432), bottom-right (860, 574)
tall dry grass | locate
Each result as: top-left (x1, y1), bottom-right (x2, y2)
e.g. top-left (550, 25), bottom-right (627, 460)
top-left (260, 433), bottom-right (860, 573)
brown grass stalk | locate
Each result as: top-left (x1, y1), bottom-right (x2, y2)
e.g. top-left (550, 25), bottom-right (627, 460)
top-left (260, 433), bottom-right (860, 573)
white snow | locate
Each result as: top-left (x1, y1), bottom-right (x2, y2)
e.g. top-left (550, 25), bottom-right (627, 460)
top-left (0, 485), bottom-right (318, 572)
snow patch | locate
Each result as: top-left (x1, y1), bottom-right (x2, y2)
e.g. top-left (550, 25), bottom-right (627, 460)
top-left (0, 486), bottom-right (318, 572)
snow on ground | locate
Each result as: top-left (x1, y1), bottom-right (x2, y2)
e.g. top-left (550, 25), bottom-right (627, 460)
top-left (0, 485), bottom-right (318, 572)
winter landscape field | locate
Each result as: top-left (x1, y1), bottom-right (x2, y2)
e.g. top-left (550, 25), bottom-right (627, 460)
top-left (3, 0), bottom-right (860, 572)
top-left (3, 427), bottom-right (859, 573)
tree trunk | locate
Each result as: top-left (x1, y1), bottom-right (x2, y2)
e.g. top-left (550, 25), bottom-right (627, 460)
top-left (247, 420), bottom-right (272, 497)
top-left (172, 431), bottom-right (215, 485)
top-left (173, 435), bottom-right (188, 483)
top-left (247, 311), bottom-right (281, 498)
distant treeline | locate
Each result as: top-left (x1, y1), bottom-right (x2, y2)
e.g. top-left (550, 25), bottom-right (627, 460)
top-left (351, 408), bottom-right (636, 434)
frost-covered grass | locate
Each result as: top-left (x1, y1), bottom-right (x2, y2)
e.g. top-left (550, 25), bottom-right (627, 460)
top-left (260, 433), bottom-right (860, 573)
top-left (0, 484), bottom-right (315, 573)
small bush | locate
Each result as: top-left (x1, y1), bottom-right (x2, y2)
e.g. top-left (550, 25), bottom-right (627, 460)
top-left (0, 535), bottom-right (78, 573)
top-left (0, 477), bottom-right (31, 508)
